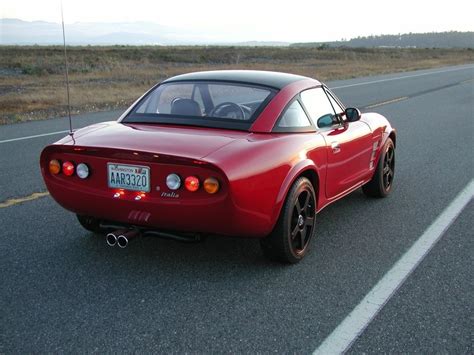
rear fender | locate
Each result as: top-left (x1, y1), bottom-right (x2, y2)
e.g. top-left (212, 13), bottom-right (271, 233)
top-left (270, 160), bottom-right (320, 225)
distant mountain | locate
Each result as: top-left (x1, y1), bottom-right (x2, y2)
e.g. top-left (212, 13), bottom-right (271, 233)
top-left (2, 19), bottom-right (472, 48)
top-left (0, 18), bottom-right (220, 45)
top-left (291, 32), bottom-right (474, 48)
top-left (0, 18), bottom-right (292, 46)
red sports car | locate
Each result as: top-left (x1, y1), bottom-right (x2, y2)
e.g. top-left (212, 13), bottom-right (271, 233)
top-left (40, 70), bottom-right (396, 263)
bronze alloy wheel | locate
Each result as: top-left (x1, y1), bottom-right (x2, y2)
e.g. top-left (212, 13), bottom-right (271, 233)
top-left (260, 176), bottom-right (317, 263)
top-left (382, 144), bottom-right (395, 191)
top-left (288, 188), bottom-right (315, 256)
top-left (362, 138), bottom-right (395, 198)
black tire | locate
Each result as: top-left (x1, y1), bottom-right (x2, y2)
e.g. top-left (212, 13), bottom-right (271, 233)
top-left (260, 177), bottom-right (317, 263)
top-left (362, 138), bottom-right (395, 198)
top-left (76, 214), bottom-right (101, 233)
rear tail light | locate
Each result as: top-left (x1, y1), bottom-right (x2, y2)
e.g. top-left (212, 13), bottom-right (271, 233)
top-left (49, 159), bottom-right (61, 175)
top-left (184, 176), bottom-right (200, 192)
top-left (76, 163), bottom-right (89, 179)
top-left (62, 161), bottom-right (75, 176)
top-left (204, 177), bottom-right (219, 194)
top-left (166, 173), bottom-right (181, 190)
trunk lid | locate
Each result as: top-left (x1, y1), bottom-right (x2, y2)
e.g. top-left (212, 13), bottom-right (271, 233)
top-left (57, 121), bottom-right (249, 160)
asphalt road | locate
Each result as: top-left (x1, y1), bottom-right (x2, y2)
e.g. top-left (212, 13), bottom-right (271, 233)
top-left (1, 64), bottom-right (473, 353)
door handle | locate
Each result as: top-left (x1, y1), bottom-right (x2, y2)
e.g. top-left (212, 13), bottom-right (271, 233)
top-left (331, 142), bottom-right (341, 154)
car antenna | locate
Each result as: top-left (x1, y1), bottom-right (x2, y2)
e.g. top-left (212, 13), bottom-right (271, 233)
top-left (60, 1), bottom-right (73, 135)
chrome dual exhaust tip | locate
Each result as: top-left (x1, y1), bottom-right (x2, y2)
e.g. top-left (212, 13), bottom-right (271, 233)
top-left (117, 230), bottom-right (139, 248)
top-left (106, 232), bottom-right (118, 247)
top-left (106, 230), bottom-right (139, 248)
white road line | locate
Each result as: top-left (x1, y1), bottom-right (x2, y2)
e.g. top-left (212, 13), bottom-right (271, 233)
top-left (330, 65), bottom-right (474, 90)
top-left (0, 130), bottom-right (69, 144)
top-left (313, 179), bottom-right (474, 355)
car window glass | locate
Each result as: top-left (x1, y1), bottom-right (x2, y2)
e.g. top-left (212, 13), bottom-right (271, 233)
top-left (192, 87), bottom-right (205, 109)
top-left (135, 84), bottom-right (197, 114)
top-left (135, 96), bottom-right (151, 113)
top-left (130, 82), bottom-right (274, 123)
top-left (208, 85), bottom-right (269, 105)
top-left (278, 100), bottom-right (312, 128)
top-left (156, 84), bottom-right (198, 114)
top-left (325, 90), bottom-right (344, 114)
top-left (300, 88), bottom-right (336, 127)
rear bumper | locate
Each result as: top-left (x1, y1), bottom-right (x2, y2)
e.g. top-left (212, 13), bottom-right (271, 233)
top-left (44, 178), bottom-right (272, 238)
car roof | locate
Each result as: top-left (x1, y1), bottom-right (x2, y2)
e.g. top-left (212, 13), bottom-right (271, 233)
top-left (162, 70), bottom-right (320, 90)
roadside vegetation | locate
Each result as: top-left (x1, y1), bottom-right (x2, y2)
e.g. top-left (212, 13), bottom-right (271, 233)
top-left (1, 46), bottom-right (473, 124)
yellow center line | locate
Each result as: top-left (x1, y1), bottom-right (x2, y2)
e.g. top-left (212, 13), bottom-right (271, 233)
top-left (0, 192), bottom-right (50, 208)
top-left (365, 96), bottom-right (408, 109)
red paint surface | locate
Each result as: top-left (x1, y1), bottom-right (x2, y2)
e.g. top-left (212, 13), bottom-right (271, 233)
top-left (40, 76), bottom-right (395, 238)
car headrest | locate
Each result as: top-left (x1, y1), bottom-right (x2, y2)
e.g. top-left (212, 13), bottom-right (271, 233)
top-left (170, 98), bottom-right (201, 116)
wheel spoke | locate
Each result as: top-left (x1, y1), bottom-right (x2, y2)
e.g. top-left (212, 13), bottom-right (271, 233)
top-left (302, 192), bottom-right (310, 210)
top-left (295, 199), bottom-right (302, 214)
top-left (291, 224), bottom-right (299, 239)
top-left (299, 227), bottom-right (307, 249)
top-left (383, 165), bottom-right (390, 174)
top-left (384, 168), bottom-right (393, 187)
top-left (387, 148), bottom-right (393, 162)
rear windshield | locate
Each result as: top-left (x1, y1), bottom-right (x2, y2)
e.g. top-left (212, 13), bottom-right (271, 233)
top-left (124, 81), bottom-right (276, 130)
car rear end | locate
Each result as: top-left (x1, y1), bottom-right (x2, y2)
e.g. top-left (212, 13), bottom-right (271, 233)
top-left (40, 142), bottom-right (246, 236)
top-left (39, 75), bottom-right (300, 239)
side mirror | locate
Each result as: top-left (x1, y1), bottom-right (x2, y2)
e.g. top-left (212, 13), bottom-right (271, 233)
top-left (317, 114), bottom-right (335, 128)
top-left (345, 107), bottom-right (361, 122)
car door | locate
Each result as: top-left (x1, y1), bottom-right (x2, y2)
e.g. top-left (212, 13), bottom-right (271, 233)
top-left (300, 87), bottom-right (373, 199)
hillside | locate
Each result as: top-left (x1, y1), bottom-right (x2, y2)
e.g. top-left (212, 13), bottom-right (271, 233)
top-left (292, 32), bottom-right (474, 48)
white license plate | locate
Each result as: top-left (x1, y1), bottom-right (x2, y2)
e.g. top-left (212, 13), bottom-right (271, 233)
top-left (107, 163), bottom-right (150, 192)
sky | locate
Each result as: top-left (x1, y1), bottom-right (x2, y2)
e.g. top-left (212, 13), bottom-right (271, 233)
top-left (1, 0), bottom-right (473, 42)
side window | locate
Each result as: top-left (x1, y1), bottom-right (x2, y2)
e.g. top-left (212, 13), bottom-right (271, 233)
top-left (325, 89), bottom-right (344, 114)
top-left (300, 88), bottom-right (336, 128)
top-left (277, 100), bottom-right (312, 128)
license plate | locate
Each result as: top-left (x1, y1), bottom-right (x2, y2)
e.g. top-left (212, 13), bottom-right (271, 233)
top-left (107, 163), bottom-right (150, 192)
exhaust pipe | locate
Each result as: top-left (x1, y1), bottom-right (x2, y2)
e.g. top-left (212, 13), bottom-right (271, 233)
top-left (106, 232), bottom-right (118, 247)
top-left (106, 229), bottom-right (128, 247)
top-left (117, 230), bottom-right (140, 248)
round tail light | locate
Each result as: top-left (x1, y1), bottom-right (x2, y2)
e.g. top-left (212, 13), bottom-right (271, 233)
top-left (184, 176), bottom-right (200, 192)
top-left (49, 159), bottom-right (61, 175)
top-left (204, 177), bottom-right (219, 194)
top-left (76, 163), bottom-right (89, 179)
top-left (166, 173), bottom-right (181, 190)
top-left (62, 161), bottom-right (75, 176)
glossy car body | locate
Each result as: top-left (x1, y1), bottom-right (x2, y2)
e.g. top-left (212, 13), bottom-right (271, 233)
top-left (40, 70), bottom-right (396, 239)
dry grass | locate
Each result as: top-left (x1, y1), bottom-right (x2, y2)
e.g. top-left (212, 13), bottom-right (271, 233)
top-left (1, 46), bottom-right (473, 125)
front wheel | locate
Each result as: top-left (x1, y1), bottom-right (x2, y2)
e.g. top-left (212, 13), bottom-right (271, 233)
top-left (362, 138), bottom-right (395, 198)
top-left (260, 177), bottom-right (317, 263)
